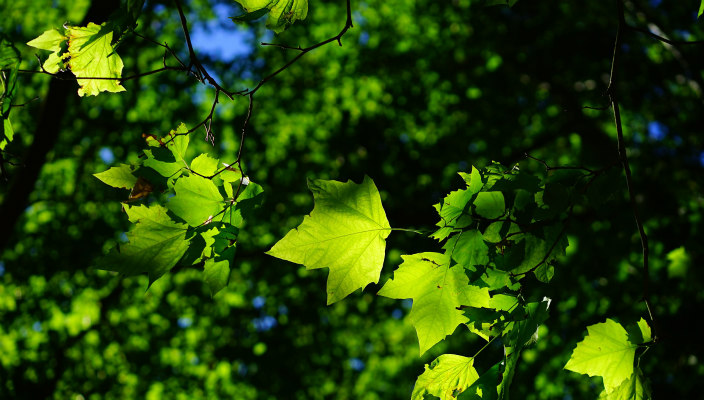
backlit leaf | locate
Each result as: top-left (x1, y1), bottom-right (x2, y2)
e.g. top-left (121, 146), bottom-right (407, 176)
top-left (565, 319), bottom-right (636, 390)
top-left (412, 354), bottom-right (479, 400)
top-left (168, 175), bottom-right (226, 226)
top-left (232, 0), bottom-right (308, 33)
top-left (65, 22), bottom-right (125, 96)
top-left (267, 176), bottom-right (391, 304)
top-left (378, 252), bottom-right (491, 354)
top-left (598, 368), bottom-right (651, 400)
top-left (96, 204), bottom-right (189, 283)
top-left (93, 164), bottom-right (137, 189)
top-left (473, 192), bottom-right (505, 219)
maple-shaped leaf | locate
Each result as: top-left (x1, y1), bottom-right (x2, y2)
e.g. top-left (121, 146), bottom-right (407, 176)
top-left (378, 252), bottom-right (491, 355)
top-left (66, 22), bottom-right (125, 96)
top-left (267, 176), bottom-right (391, 304)
top-left (168, 175), bottom-right (226, 226)
top-left (232, 0), bottom-right (308, 33)
top-left (93, 164), bottom-right (137, 189)
top-left (598, 367), bottom-right (651, 400)
top-left (96, 204), bottom-right (189, 283)
top-left (565, 319), bottom-right (637, 390)
top-left (412, 354), bottom-right (480, 400)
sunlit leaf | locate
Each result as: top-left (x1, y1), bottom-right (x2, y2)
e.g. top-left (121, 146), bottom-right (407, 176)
top-left (204, 257), bottom-right (231, 296)
top-left (474, 192), bottom-right (505, 219)
top-left (565, 319), bottom-right (637, 390)
top-left (598, 368), bottom-right (651, 400)
top-left (457, 362), bottom-right (501, 400)
top-left (96, 204), bottom-right (189, 283)
top-left (378, 252), bottom-right (491, 354)
top-left (412, 354), bottom-right (479, 400)
top-left (93, 164), bottom-right (137, 189)
top-left (65, 22), bottom-right (125, 96)
top-left (268, 176), bottom-right (391, 304)
top-left (232, 0), bottom-right (308, 33)
top-left (168, 175), bottom-right (226, 226)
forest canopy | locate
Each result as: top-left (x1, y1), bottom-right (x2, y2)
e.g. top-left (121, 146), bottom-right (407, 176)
top-left (1, 0), bottom-right (703, 399)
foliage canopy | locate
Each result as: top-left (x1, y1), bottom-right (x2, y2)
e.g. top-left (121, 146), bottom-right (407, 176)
top-left (1, 0), bottom-right (703, 399)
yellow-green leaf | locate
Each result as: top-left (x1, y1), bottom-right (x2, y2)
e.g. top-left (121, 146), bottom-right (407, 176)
top-left (66, 22), bottom-right (125, 96)
top-left (378, 252), bottom-right (491, 355)
top-left (565, 319), bottom-right (637, 390)
top-left (267, 176), bottom-right (391, 304)
top-left (412, 354), bottom-right (479, 400)
top-left (93, 164), bottom-right (137, 189)
top-left (232, 0), bottom-right (308, 33)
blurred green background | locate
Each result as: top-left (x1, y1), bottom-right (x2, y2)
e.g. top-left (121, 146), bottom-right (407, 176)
top-left (1, 0), bottom-right (703, 398)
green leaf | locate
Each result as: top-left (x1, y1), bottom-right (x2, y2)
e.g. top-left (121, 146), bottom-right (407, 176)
top-left (434, 187), bottom-right (477, 230)
top-left (458, 166), bottom-right (484, 194)
top-left (231, 7), bottom-right (271, 22)
top-left (511, 225), bottom-right (568, 274)
top-left (143, 151), bottom-right (183, 178)
top-left (457, 362), bottom-right (501, 400)
top-left (232, 0), bottom-right (308, 33)
top-left (0, 37), bottom-right (20, 70)
top-left (1, 37), bottom-right (21, 136)
top-left (474, 192), bottom-right (505, 219)
top-left (699, 1), bottom-right (704, 18)
top-left (504, 299), bottom-right (550, 349)
top-left (378, 252), bottom-right (491, 354)
top-left (626, 318), bottom-right (652, 345)
top-left (534, 263), bottom-right (554, 283)
top-left (190, 153), bottom-right (219, 176)
top-left (65, 22), bottom-right (125, 96)
top-left (167, 175), bottom-right (226, 226)
top-left (26, 28), bottom-right (66, 52)
top-left (1, 118), bottom-right (12, 150)
top-left (96, 204), bottom-right (189, 283)
top-left (93, 164), bottom-right (137, 189)
top-left (128, 0), bottom-right (146, 23)
top-left (666, 246), bottom-right (689, 278)
top-left (223, 181), bottom-right (264, 226)
top-left (204, 256), bottom-right (231, 296)
top-left (412, 354), bottom-right (480, 400)
top-left (267, 176), bottom-right (391, 304)
top-left (497, 346), bottom-right (520, 399)
top-left (448, 229), bottom-right (490, 269)
top-left (565, 319), bottom-right (637, 390)
top-left (166, 123), bottom-right (190, 164)
top-left (598, 368), bottom-right (651, 400)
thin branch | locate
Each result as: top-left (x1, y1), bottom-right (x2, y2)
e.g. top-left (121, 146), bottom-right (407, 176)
top-left (173, 0), bottom-right (234, 99)
top-left (8, 97), bottom-right (40, 108)
top-left (627, 25), bottom-right (704, 46)
top-left (524, 153), bottom-right (594, 173)
top-left (610, 0), bottom-right (657, 339)
top-left (245, 0), bottom-right (354, 96)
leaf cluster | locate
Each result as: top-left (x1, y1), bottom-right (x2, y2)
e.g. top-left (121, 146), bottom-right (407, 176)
top-left (94, 123), bottom-right (263, 295)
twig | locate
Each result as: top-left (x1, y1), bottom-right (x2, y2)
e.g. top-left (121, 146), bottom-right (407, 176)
top-left (627, 25), bottom-right (704, 46)
top-left (173, 0), bottom-right (234, 99)
top-left (524, 153), bottom-right (594, 173)
top-left (610, 0), bottom-right (656, 339)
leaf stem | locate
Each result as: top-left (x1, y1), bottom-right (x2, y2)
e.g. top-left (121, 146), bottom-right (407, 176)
top-left (390, 228), bottom-right (427, 235)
